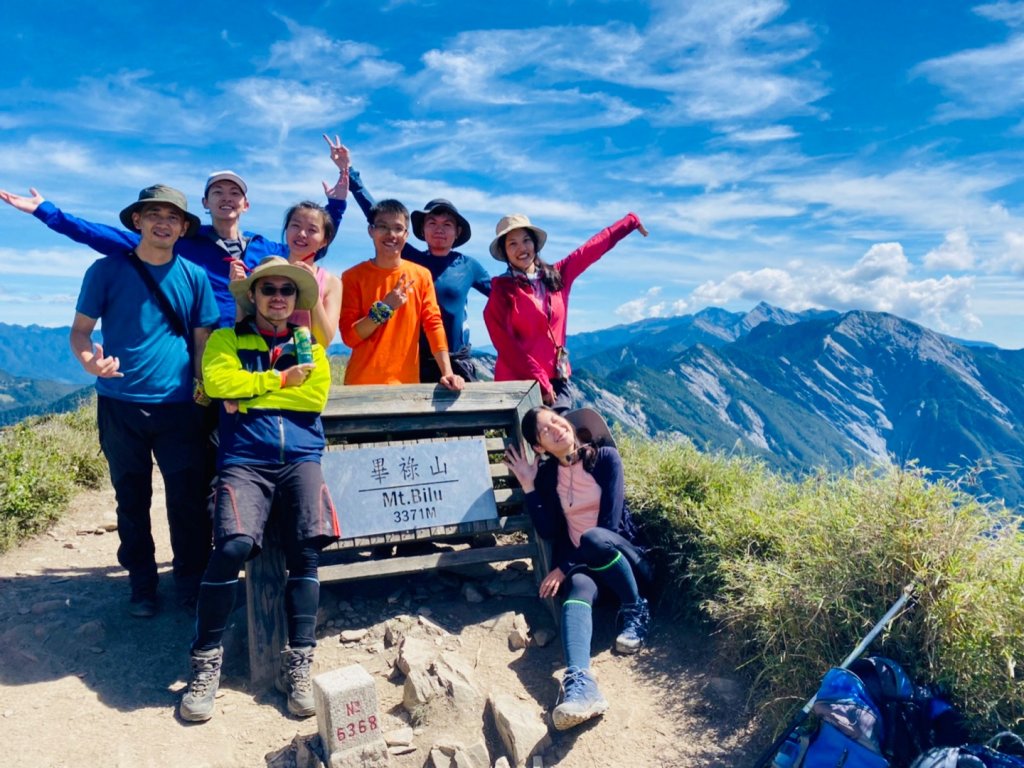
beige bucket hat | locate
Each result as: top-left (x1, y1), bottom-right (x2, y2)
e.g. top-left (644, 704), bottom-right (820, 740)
top-left (229, 256), bottom-right (318, 316)
top-left (489, 213), bottom-right (548, 262)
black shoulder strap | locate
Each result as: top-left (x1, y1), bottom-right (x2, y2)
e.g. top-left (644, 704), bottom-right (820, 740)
top-left (127, 251), bottom-right (189, 340)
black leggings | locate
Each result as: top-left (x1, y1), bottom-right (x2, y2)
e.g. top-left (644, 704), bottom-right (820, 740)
top-left (192, 535), bottom-right (321, 652)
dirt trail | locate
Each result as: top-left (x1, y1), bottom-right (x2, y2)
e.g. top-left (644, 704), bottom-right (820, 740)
top-left (0, 476), bottom-right (760, 767)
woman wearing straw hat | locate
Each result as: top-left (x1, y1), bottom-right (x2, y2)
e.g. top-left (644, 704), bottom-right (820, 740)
top-left (483, 212), bottom-right (647, 411)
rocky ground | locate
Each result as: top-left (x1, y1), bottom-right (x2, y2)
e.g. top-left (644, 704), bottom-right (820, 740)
top-left (0, 475), bottom-right (762, 767)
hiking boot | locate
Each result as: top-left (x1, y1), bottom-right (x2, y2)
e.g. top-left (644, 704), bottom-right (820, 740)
top-left (615, 597), bottom-right (650, 654)
top-left (276, 646), bottom-right (316, 717)
top-left (551, 666), bottom-right (608, 731)
top-left (180, 647), bottom-right (223, 722)
top-left (128, 591), bottom-right (159, 618)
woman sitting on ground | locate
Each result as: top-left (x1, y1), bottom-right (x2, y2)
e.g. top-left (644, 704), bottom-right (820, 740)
top-left (504, 406), bottom-right (652, 731)
top-left (484, 213), bottom-right (647, 411)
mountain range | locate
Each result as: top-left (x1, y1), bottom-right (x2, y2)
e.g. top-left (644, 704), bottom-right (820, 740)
top-left (2, 307), bottom-right (1022, 505)
top-left (565, 303), bottom-right (1024, 506)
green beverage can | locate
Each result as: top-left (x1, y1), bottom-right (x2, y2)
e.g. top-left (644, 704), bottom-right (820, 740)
top-left (293, 326), bottom-right (314, 365)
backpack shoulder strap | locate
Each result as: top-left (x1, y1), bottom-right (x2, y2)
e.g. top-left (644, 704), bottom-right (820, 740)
top-left (126, 251), bottom-right (189, 340)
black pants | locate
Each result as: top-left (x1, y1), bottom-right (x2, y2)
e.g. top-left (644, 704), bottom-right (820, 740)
top-left (97, 396), bottom-right (211, 598)
top-left (419, 353), bottom-right (478, 383)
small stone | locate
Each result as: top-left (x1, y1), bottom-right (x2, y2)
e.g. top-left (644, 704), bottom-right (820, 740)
top-left (461, 583), bottom-right (484, 604)
top-left (31, 599), bottom-right (67, 615)
top-left (384, 726), bottom-right (415, 746)
top-left (337, 600), bottom-right (353, 612)
top-left (93, 527), bottom-right (106, 535)
top-left (388, 745), bottom-right (417, 756)
top-left (101, 521), bottom-right (118, 532)
top-left (387, 588), bottom-right (404, 605)
top-left (417, 606), bottom-right (433, 617)
top-left (63, 543), bottom-right (75, 550)
top-left (531, 628), bottom-right (555, 648)
top-left (2, 710), bottom-right (13, 718)
top-left (89, 646), bottom-right (104, 654)
top-left (340, 628), bottom-right (369, 643)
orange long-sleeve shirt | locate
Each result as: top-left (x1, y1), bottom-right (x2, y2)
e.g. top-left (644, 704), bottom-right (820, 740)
top-left (340, 259), bottom-right (447, 385)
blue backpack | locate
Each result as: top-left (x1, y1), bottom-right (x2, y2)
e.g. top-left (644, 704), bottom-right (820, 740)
top-left (772, 657), bottom-right (967, 768)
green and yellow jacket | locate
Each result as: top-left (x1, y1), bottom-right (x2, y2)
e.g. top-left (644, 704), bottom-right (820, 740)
top-left (202, 319), bottom-right (330, 468)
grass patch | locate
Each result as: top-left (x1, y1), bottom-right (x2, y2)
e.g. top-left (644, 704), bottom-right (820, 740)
top-left (620, 434), bottom-right (1024, 735)
top-left (0, 398), bottom-right (105, 552)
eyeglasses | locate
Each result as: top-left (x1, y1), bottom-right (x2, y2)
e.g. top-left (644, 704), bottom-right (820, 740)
top-left (372, 224), bottom-right (407, 236)
top-left (257, 284), bottom-right (297, 297)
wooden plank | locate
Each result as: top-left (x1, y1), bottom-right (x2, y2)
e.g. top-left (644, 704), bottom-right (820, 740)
top-left (245, 525), bottom-right (288, 690)
top-left (318, 542), bottom-right (536, 583)
top-left (322, 514), bottom-right (533, 552)
top-left (322, 412), bottom-right (516, 440)
top-left (322, 381), bottom-right (538, 419)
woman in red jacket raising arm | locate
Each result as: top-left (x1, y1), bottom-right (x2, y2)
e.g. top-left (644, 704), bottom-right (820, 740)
top-left (483, 213), bottom-right (647, 411)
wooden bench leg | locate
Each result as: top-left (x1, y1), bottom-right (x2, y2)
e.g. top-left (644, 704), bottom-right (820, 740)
top-left (245, 531), bottom-right (288, 691)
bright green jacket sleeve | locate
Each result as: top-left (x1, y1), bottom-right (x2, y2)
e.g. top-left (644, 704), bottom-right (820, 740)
top-left (202, 327), bottom-right (330, 413)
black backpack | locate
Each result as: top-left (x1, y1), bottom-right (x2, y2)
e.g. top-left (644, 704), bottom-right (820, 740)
top-left (911, 733), bottom-right (1024, 768)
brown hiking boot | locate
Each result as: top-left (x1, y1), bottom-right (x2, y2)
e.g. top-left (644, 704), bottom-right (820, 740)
top-left (180, 647), bottom-right (223, 722)
top-left (276, 646), bottom-right (315, 717)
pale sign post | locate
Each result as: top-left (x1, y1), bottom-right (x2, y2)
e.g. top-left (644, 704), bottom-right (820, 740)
top-left (243, 381), bottom-right (545, 690)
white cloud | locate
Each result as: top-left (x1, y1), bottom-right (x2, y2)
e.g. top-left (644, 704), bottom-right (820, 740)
top-left (988, 230), bottom-right (1024, 272)
top-left (726, 125), bottom-right (798, 143)
top-left (913, 5), bottom-right (1024, 120)
top-left (221, 78), bottom-right (365, 142)
top-left (846, 243), bottom-right (909, 281)
top-left (411, 0), bottom-right (826, 133)
top-left (615, 286), bottom-right (692, 321)
top-left (923, 228), bottom-right (975, 270)
top-left (686, 242), bottom-right (980, 333)
top-left (266, 16), bottom-right (403, 85)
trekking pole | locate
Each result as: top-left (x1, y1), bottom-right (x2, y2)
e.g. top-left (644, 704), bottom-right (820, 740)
top-left (749, 583), bottom-right (916, 768)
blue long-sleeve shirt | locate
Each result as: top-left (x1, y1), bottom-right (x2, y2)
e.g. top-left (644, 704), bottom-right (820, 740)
top-left (348, 169), bottom-right (490, 356)
top-left (33, 198), bottom-right (346, 328)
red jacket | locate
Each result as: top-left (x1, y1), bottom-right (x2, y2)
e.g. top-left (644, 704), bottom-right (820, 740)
top-left (483, 213), bottom-right (642, 398)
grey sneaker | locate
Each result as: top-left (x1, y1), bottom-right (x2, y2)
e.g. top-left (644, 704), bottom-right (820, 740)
top-left (551, 666), bottom-right (608, 731)
top-left (180, 647), bottom-right (223, 722)
top-left (276, 646), bottom-right (315, 717)
top-left (615, 597), bottom-right (650, 654)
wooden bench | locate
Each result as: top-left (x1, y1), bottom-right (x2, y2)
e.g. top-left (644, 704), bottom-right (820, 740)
top-left (244, 381), bottom-right (545, 689)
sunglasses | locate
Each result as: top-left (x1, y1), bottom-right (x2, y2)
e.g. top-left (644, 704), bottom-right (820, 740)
top-left (257, 284), bottom-right (297, 297)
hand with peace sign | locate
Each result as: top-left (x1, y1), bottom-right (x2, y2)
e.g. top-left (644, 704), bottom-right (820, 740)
top-left (382, 273), bottom-right (414, 311)
top-left (322, 133), bottom-right (350, 200)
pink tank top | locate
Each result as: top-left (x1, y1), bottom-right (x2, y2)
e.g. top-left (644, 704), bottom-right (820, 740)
top-left (289, 265), bottom-right (329, 329)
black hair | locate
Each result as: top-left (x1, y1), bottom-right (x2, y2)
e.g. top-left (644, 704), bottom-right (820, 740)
top-left (499, 229), bottom-right (562, 291)
top-left (520, 405), bottom-right (596, 471)
top-left (369, 198), bottom-right (410, 227)
top-left (282, 201), bottom-right (336, 261)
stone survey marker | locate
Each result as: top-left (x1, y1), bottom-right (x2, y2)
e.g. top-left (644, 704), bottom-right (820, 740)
top-left (314, 664), bottom-right (388, 767)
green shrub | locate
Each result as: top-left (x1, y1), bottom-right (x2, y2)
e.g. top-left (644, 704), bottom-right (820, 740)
top-left (0, 399), bottom-right (105, 552)
top-left (621, 435), bottom-right (1024, 735)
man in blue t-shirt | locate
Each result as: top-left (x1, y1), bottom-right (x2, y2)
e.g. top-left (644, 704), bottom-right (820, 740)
top-left (69, 185), bottom-right (220, 618)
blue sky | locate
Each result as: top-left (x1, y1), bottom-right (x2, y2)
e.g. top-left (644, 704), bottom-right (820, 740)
top-left (4, 0), bottom-right (1024, 349)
